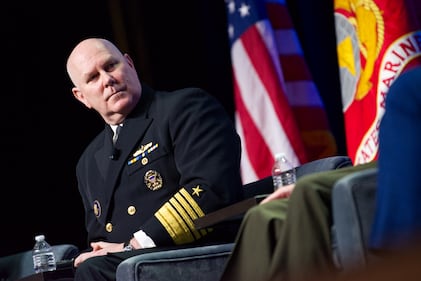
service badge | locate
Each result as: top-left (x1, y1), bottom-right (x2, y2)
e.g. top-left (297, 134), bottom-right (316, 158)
top-left (144, 170), bottom-right (163, 191)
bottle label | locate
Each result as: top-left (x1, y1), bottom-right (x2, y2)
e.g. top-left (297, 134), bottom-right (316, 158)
top-left (33, 252), bottom-right (56, 273)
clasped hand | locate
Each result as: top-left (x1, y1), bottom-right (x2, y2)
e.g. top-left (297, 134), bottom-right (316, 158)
top-left (73, 241), bottom-right (127, 267)
top-left (260, 183), bottom-right (295, 204)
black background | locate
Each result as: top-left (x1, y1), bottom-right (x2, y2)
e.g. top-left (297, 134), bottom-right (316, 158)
top-left (1, 0), bottom-right (345, 256)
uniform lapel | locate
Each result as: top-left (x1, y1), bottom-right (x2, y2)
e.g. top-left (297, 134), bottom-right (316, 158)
top-left (95, 126), bottom-right (115, 179)
top-left (96, 108), bottom-right (153, 225)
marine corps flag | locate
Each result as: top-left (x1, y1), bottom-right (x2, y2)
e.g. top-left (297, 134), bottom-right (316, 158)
top-left (334, 0), bottom-right (421, 164)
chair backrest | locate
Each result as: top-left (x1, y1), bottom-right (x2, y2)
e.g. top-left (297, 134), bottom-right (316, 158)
top-left (331, 167), bottom-right (378, 272)
top-left (243, 156), bottom-right (353, 198)
top-left (296, 155), bottom-right (352, 178)
top-left (0, 244), bottom-right (79, 281)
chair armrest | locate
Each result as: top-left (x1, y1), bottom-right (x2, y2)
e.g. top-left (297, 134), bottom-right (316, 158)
top-left (116, 243), bottom-right (234, 281)
top-left (53, 244), bottom-right (80, 262)
top-left (0, 244), bottom-right (79, 281)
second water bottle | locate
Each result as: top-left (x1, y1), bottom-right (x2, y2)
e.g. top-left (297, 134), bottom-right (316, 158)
top-left (272, 152), bottom-right (297, 190)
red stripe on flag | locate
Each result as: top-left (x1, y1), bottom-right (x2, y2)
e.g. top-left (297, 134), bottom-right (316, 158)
top-left (241, 25), bottom-right (308, 163)
top-left (232, 78), bottom-right (274, 179)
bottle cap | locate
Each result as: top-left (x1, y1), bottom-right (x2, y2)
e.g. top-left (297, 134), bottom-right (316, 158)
top-left (275, 152), bottom-right (286, 160)
top-left (35, 235), bottom-right (45, 241)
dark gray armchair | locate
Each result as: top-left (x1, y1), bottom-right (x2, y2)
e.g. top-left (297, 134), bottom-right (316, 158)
top-left (116, 156), bottom-right (354, 281)
top-left (331, 166), bottom-right (379, 272)
top-left (0, 244), bottom-right (79, 281)
top-left (116, 243), bottom-right (234, 281)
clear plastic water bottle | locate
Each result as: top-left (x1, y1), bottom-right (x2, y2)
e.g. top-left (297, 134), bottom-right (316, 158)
top-left (272, 152), bottom-right (297, 190)
top-left (32, 234), bottom-right (56, 273)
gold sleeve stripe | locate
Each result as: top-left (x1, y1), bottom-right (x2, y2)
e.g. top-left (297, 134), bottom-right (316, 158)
top-left (155, 187), bottom-right (214, 245)
top-left (155, 204), bottom-right (176, 238)
top-left (155, 202), bottom-right (195, 245)
top-left (175, 188), bottom-right (213, 236)
top-left (169, 197), bottom-right (203, 240)
top-left (178, 188), bottom-right (211, 235)
top-left (174, 193), bottom-right (200, 220)
top-left (179, 188), bottom-right (205, 217)
top-left (168, 198), bottom-right (191, 234)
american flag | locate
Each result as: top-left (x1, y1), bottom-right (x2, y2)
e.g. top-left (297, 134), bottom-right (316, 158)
top-left (225, 0), bottom-right (336, 184)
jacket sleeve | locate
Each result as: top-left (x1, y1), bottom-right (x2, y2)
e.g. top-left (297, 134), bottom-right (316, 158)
top-left (140, 88), bottom-right (244, 246)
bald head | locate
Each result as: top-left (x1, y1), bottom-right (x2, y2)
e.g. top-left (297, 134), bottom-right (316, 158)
top-left (65, 37), bottom-right (142, 125)
top-left (66, 38), bottom-right (124, 87)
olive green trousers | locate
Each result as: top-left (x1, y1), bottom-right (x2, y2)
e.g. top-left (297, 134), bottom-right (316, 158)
top-left (220, 161), bottom-right (377, 281)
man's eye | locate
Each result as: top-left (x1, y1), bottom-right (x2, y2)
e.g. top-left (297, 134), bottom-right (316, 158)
top-left (106, 62), bottom-right (118, 72)
top-left (87, 73), bottom-right (99, 83)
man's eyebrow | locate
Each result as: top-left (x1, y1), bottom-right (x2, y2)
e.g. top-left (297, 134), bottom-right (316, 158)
top-left (81, 69), bottom-right (95, 82)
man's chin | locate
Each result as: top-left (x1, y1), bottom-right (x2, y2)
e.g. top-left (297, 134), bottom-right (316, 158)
top-left (112, 98), bottom-right (133, 112)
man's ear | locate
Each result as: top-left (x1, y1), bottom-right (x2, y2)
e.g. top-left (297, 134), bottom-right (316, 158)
top-left (72, 87), bottom-right (92, 108)
top-left (124, 53), bottom-right (135, 69)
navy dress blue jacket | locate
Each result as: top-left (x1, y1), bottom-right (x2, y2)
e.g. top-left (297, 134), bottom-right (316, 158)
top-left (76, 85), bottom-right (243, 247)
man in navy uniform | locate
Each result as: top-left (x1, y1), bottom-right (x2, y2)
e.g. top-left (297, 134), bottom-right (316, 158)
top-left (66, 37), bottom-right (243, 281)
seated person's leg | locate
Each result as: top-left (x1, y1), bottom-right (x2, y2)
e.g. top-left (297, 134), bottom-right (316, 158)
top-left (220, 161), bottom-right (376, 281)
top-left (220, 198), bottom-right (289, 281)
top-left (74, 250), bottom-right (143, 281)
top-left (74, 254), bottom-right (121, 281)
top-left (271, 161), bottom-right (376, 281)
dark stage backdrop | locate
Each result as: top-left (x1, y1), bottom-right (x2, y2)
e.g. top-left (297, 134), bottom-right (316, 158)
top-left (1, 0), bottom-right (345, 256)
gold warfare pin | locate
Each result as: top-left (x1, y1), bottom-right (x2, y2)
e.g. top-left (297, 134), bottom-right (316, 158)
top-left (133, 142), bottom-right (153, 157)
top-left (144, 170), bottom-right (163, 191)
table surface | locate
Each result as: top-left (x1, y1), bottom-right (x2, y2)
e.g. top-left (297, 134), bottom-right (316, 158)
top-left (17, 267), bottom-right (74, 281)
top-left (193, 194), bottom-right (268, 229)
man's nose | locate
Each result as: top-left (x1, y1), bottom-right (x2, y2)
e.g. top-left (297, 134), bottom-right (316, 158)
top-left (104, 73), bottom-right (116, 87)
